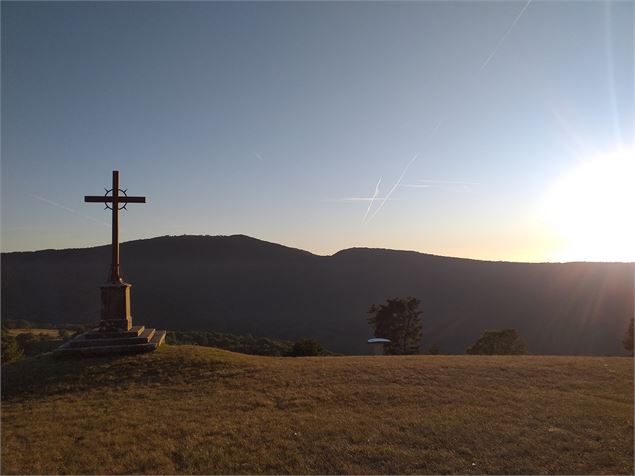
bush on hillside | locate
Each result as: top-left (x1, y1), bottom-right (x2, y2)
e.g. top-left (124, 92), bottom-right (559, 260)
top-left (287, 339), bottom-right (326, 357)
top-left (167, 331), bottom-right (295, 356)
top-left (15, 333), bottom-right (62, 357)
top-left (428, 344), bottom-right (441, 355)
top-left (1, 330), bottom-right (24, 365)
top-left (466, 329), bottom-right (528, 355)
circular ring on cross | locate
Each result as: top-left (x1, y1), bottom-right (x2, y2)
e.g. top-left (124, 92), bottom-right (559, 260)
top-left (103, 188), bottom-right (129, 210)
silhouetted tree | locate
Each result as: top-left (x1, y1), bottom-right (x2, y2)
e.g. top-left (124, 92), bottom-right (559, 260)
top-left (623, 319), bottom-right (634, 356)
top-left (288, 339), bottom-right (325, 357)
top-left (466, 329), bottom-right (528, 355)
top-left (367, 297), bottom-right (423, 355)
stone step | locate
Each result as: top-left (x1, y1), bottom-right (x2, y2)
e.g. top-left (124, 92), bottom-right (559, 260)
top-left (83, 325), bottom-right (145, 340)
top-left (54, 328), bottom-right (166, 357)
top-left (150, 330), bottom-right (167, 348)
top-left (68, 328), bottom-right (156, 348)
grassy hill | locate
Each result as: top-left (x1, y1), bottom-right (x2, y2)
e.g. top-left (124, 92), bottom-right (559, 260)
top-left (2, 346), bottom-right (633, 474)
top-left (2, 235), bottom-right (633, 355)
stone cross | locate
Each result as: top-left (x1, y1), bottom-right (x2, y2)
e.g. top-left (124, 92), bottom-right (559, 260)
top-left (84, 170), bottom-right (146, 331)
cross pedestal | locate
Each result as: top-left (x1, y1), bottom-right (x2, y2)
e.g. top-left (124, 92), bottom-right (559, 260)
top-left (100, 283), bottom-right (133, 331)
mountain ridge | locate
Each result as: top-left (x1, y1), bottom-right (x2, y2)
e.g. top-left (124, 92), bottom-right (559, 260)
top-left (6, 234), bottom-right (632, 265)
top-left (2, 234), bottom-right (633, 355)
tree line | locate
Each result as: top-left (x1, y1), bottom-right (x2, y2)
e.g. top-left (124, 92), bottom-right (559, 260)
top-left (3, 308), bottom-right (632, 364)
top-left (167, 331), bottom-right (331, 357)
top-left (367, 297), bottom-right (634, 356)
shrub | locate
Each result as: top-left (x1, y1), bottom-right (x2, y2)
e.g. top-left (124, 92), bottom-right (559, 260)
top-left (287, 339), bottom-right (325, 357)
top-left (166, 330), bottom-right (295, 356)
top-left (466, 329), bottom-right (528, 355)
top-left (1, 330), bottom-right (23, 364)
top-left (14, 333), bottom-right (61, 357)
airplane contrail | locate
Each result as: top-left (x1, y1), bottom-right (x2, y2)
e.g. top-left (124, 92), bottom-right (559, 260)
top-left (30, 194), bottom-right (77, 214)
top-left (399, 184), bottom-right (432, 188)
top-left (354, 0), bottom-right (530, 225)
top-left (362, 1), bottom-right (531, 224)
top-left (479, 0), bottom-right (532, 72)
top-left (362, 177), bottom-right (382, 223)
top-left (30, 194), bottom-right (108, 227)
top-left (417, 179), bottom-right (481, 185)
top-left (325, 197), bottom-right (395, 202)
top-left (367, 153), bottom-right (418, 223)
top-left (400, 181), bottom-right (479, 192)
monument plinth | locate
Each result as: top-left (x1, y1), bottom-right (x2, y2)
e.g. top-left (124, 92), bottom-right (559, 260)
top-left (100, 282), bottom-right (133, 331)
top-left (55, 170), bottom-right (165, 357)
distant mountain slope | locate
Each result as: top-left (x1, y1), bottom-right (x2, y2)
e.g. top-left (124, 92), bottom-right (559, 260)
top-left (2, 235), bottom-right (633, 355)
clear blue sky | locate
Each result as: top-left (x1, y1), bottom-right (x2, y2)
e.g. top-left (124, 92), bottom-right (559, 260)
top-left (2, 1), bottom-right (633, 261)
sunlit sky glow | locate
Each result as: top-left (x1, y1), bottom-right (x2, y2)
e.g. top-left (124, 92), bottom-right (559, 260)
top-left (1, 1), bottom-right (633, 262)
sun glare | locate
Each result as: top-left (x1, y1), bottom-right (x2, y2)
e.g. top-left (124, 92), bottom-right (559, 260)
top-left (543, 149), bottom-right (635, 262)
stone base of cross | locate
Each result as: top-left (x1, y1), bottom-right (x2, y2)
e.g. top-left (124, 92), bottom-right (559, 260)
top-left (100, 283), bottom-right (133, 331)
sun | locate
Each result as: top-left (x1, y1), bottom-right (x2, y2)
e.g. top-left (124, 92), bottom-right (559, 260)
top-left (543, 149), bottom-right (635, 262)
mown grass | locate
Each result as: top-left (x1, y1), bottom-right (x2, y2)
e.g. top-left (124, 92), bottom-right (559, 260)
top-left (1, 345), bottom-right (633, 475)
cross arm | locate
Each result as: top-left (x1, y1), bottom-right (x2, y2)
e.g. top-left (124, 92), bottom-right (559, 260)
top-left (84, 196), bottom-right (146, 203)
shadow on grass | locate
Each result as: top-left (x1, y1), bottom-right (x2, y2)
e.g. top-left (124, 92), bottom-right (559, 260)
top-left (1, 346), bottom-right (235, 401)
top-left (1, 353), bottom-right (140, 400)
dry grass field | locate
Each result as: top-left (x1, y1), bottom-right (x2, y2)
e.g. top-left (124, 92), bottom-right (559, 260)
top-left (1, 345), bottom-right (633, 475)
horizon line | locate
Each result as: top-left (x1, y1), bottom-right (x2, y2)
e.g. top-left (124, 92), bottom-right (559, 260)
top-left (2, 233), bottom-right (633, 265)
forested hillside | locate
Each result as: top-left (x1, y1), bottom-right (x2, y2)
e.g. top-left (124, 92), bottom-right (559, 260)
top-left (2, 235), bottom-right (632, 354)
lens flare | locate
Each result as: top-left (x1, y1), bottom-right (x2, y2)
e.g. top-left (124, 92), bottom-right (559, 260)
top-left (543, 149), bottom-right (635, 262)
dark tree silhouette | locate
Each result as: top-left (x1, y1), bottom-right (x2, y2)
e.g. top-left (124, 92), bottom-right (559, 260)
top-left (623, 319), bottom-right (634, 356)
top-left (367, 297), bottom-right (423, 355)
top-left (428, 344), bottom-right (441, 355)
top-left (466, 329), bottom-right (528, 355)
top-left (288, 339), bottom-right (325, 357)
